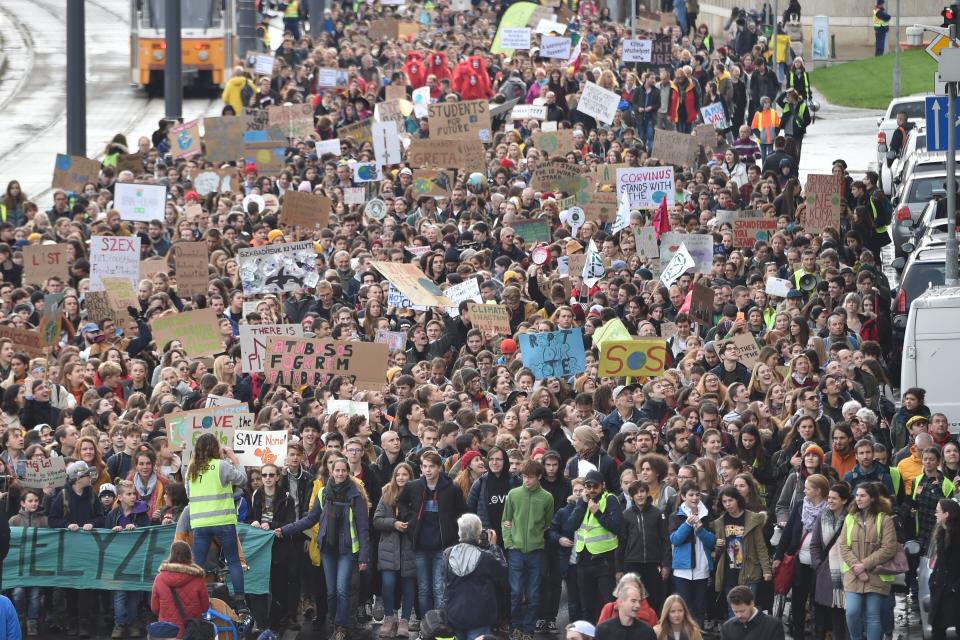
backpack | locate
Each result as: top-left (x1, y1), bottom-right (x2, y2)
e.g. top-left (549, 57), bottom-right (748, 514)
top-left (168, 586), bottom-right (215, 640)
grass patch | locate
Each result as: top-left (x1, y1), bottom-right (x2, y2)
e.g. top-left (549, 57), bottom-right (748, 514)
top-left (811, 48), bottom-right (936, 109)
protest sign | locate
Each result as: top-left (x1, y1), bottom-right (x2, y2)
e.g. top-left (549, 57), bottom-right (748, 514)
top-left (512, 219), bottom-right (552, 245)
top-left (253, 54), bottom-right (274, 75)
top-left (510, 104), bottom-right (548, 120)
top-left (443, 278), bottom-right (482, 317)
top-left (113, 182), bottom-right (167, 223)
top-left (315, 138), bottom-right (342, 157)
top-left (101, 277), bottom-right (138, 316)
top-left (264, 338), bottom-right (389, 390)
top-left (540, 120), bottom-right (558, 132)
top-left (634, 226), bottom-right (659, 261)
top-left (500, 27), bottom-right (532, 49)
top-left (84, 292), bottom-right (117, 326)
top-left (22, 457), bottom-right (66, 489)
top-left (375, 328), bottom-right (408, 353)
top-left (535, 18), bottom-right (566, 34)
top-left (638, 37), bottom-right (673, 67)
top-left (168, 120), bottom-right (202, 159)
top-left (700, 102), bottom-right (728, 129)
top-left (204, 394), bottom-right (241, 408)
top-left (371, 261), bottom-right (451, 307)
top-left (385, 85), bottom-right (407, 102)
top-left (167, 404), bottom-right (251, 455)
top-left (202, 116), bottom-right (244, 163)
top-left (412, 86), bottom-right (431, 117)
top-left (372, 120), bottom-right (403, 166)
top-left (152, 308), bottom-right (223, 357)
top-left (239, 324), bottom-right (304, 373)
top-left (52, 154), bottom-right (101, 193)
top-left (428, 100), bottom-right (492, 142)
top-left (316, 67), bottom-right (348, 87)
top-left (376, 99), bottom-right (411, 130)
top-left (531, 130), bottom-right (574, 158)
top-left (3, 524), bottom-right (272, 593)
top-left (23, 244), bottom-right (69, 284)
top-left (659, 243), bottom-right (695, 287)
top-left (268, 104), bottom-right (315, 138)
top-left (530, 163), bottom-right (591, 199)
top-left (766, 277), bottom-right (793, 297)
top-left (280, 191), bottom-right (332, 229)
top-left (37, 293), bottom-right (63, 349)
top-left (732, 209), bottom-right (776, 248)
top-left (594, 163), bottom-right (629, 187)
top-left (576, 82), bottom-right (620, 125)
top-left (622, 39), bottom-right (653, 62)
top-left (617, 166), bottom-right (675, 208)
top-left (804, 174), bottom-right (842, 233)
top-left (519, 328), bottom-right (586, 379)
top-left (689, 284), bottom-right (715, 327)
top-left (388, 284), bottom-right (428, 312)
top-left (327, 399), bottom-right (370, 417)
top-left (115, 152), bottom-right (145, 176)
top-left (171, 241), bottom-right (208, 298)
top-left (718, 333), bottom-right (760, 368)
top-left (234, 430), bottom-right (288, 467)
top-left (237, 241), bottom-right (319, 295)
top-left (407, 138), bottom-right (485, 173)
top-left (652, 128), bottom-right (701, 166)
top-left (337, 119), bottom-right (374, 146)
top-left (540, 35), bottom-right (571, 58)
top-left (468, 303), bottom-right (512, 334)
top-left (0, 325), bottom-right (43, 356)
top-left (140, 256), bottom-right (168, 281)
top-left (659, 232), bottom-right (713, 273)
top-left (344, 187), bottom-right (365, 206)
top-left (583, 191), bottom-right (619, 223)
top-left (412, 170), bottom-right (454, 197)
top-left (90, 236), bottom-right (140, 291)
top-left (245, 144), bottom-right (285, 174)
top-left (598, 339), bottom-right (669, 377)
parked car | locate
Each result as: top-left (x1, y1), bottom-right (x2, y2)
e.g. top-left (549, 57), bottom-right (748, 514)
top-left (876, 94), bottom-right (931, 190)
top-left (883, 124), bottom-right (926, 196)
top-left (890, 168), bottom-right (945, 254)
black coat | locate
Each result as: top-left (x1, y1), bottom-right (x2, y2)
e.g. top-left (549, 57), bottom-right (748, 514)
top-left (929, 531), bottom-right (960, 631)
top-left (397, 473), bottom-right (467, 549)
top-left (249, 487), bottom-right (297, 563)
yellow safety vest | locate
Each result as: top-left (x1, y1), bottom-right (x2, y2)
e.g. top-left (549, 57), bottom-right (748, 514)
top-left (869, 198), bottom-right (889, 234)
top-left (318, 485), bottom-right (360, 554)
top-left (0, 204), bottom-right (6, 222)
top-left (873, 8), bottom-right (889, 28)
top-left (574, 492), bottom-right (618, 554)
top-left (841, 513), bottom-right (894, 583)
top-left (188, 459), bottom-right (237, 528)
top-left (284, 0), bottom-right (300, 18)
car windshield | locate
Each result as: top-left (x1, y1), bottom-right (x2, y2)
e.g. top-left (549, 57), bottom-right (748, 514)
top-left (902, 262), bottom-right (946, 308)
top-left (906, 176), bottom-right (944, 203)
top-left (142, 0), bottom-right (220, 29)
top-left (890, 101), bottom-right (926, 119)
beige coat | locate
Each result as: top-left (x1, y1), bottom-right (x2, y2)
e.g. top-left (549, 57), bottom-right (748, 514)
top-left (838, 510), bottom-right (897, 595)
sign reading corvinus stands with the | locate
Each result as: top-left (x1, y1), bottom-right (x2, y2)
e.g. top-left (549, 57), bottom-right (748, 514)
top-left (616, 166), bottom-right (675, 209)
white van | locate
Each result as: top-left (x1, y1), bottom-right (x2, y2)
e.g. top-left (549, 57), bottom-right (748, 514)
top-left (900, 286), bottom-right (960, 433)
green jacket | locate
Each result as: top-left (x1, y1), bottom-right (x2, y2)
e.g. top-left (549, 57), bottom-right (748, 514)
top-left (502, 483), bottom-right (555, 553)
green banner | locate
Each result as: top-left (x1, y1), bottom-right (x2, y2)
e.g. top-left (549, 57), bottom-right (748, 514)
top-left (4, 524), bottom-right (274, 593)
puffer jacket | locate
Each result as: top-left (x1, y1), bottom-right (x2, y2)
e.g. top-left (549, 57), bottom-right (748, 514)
top-left (709, 509), bottom-right (772, 591)
top-left (838, 510), bottom-right (897, 595)
top-left (616, 499), bottom-right (671, 571)
top-left (150, 562), bottom-right (210, 638)
top-left (373, 496), bottom-right (416, 577)
top-left (443, 542), bottom-right (507, 631)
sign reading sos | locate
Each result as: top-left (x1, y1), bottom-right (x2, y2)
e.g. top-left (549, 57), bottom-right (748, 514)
top-left (599, 339), bottom-right (669, 378)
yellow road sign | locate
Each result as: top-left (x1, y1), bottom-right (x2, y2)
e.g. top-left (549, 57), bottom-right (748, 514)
top-left (927, 34), bottom-right (953, 60)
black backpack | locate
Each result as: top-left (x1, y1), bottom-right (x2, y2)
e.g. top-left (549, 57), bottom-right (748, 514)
top-left (168, 586), bottom-right (215, 640)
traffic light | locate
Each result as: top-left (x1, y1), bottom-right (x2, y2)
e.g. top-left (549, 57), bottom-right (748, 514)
top-left (943, 4), bottom-right (959, 27)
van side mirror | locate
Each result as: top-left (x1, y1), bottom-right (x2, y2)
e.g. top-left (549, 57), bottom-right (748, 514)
top-left (891, 257), bottom-right (906, 270)
top-left (901, 242), bottom-right (915, 254)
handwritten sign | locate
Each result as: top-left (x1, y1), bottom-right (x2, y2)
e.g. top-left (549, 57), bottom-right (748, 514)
top-left (689, 284), bottom-right (715, 327)
top-left (52, 154), bottom-right (100, 193)
top-left (512, 219), bottom-right (552, 245)
top-left (237, 241), bottom-right (319, 295)
top-left (617, 166), bottom-right (675, 208)
top-left (428, 99), bottom-right (491, 142)
top-left (239, 324), bottom-right (304, 373)
top-left (510, 104), bottom-right (548, 121)
top-left (531, 130), bottom-right (575, 158)
top-left (518, 328), bottom-right (586, 379)
top-left (732, 209), bottom-right (776, 248)
top-left (167, 405), bottom-right (252, 459)
top-left (412, 170), bottom-right (454, 197)
top-left (659, 232), bottom-right (713, 274)
top-left (22, 457), bottom-right (67, 489)
top-left (804, 174), bottom-right (842, 233)
top-left (500, 27), bottom-right (532, 49)
top-left (264, 338), bottom-right (388, 390)
top-left (576, 82), bottom-right (620, 126)
top-left (114, 183), bottom-right (167, 223)
top-left (234, 430), bottom-right (288, 467)
top-left (23, 244), bottom-right (69, 284)
top-left (371, 261), bottom-right (451, 307)
top-left (151, 308), bottom-right (222, 357)
top-left (280, 191), bottom-right (331, 229)
top-left (531, 163), bottom-right (591, 200)
top-left (652, 129), bottom-right (700, 166)
top-left (622, 39), bottom-right (653, 62)
top-left (268, 104), bottom-right (315, 138)
top-left (171, 242), bottom-right (209, 298)
top-left (540, 35), bottom-right (572, 59)
top-left (407, 138), bottom-right (486, 173)
top-left (716, 333), bottom-right (761, 368)
top-left (90, 236), bottom-right (141, 291)
top-left (598, 339), bottom-right (669, 377)
top-left (700, 102), bottom-right (728, 129)
top-left (202, 116), bottom-right (245, 163)
top-left (468, 303), bottom-right (512, 334)
top-left (374, 328), bottom-right (408, 353)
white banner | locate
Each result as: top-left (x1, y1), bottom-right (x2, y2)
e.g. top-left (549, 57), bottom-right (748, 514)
top-left (576, 82), bottom-right (619, 125)
top-left (89, 236), bottom-right (141, 292)
top-left (500, 27), bottom-right (532, 50)
top-left (540, 35), bottom-right (572, 59)
top-left (114, 183), bottom-right (167, 223)
top-left (622, 39), bottom-right (653, 62)
top-left (659, 243), bottom-right (695, 287)
top-left (316, 139), bottom-right (342, 157)
top-left (510, 104), bottom-right (548, 120)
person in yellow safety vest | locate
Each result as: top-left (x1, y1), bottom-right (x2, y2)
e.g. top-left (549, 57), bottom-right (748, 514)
top-left (792, 248), bottom-right (819, 294)
top-left (280, 0), bottom-right (302, 40)
top-left (838, 483), bottom-right (898, 640)
top-left (185, 433), bottom-right (250, 613)
top-left (276, 457), bottom-right (370, 640)
top-left (786, 57), bottom-right (812, 101)
top-left (873, 0), bottom-right (891, 56)
top-left (907, 446), bottom-right (956, 552)
top-left (568, 470), bottom-right (622, 624)
top-left (861, 171), bottom-right (893, 250)
top-left (750, 96), bottom-right (781, 161)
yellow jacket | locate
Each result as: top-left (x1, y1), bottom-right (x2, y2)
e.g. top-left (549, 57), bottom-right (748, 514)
top-left (222, 75), bottom-right (254, 114)
top-left (897, 447), bottom-right (923, 492)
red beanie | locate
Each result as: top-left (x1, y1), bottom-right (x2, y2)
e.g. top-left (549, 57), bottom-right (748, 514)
top-left (459, 450), bottom-right (482, 470)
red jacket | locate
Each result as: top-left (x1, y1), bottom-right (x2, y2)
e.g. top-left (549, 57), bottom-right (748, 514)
top-left (403, 52), bottom-right (427, 89)
top-left (426, 51), bottom-right (452, 82)
top-left (668, 81), bottom-right (699, 125)
top-left (151, 563), bottom-right (210, 638)
top-left (597, 598), bottom-right (659, 627)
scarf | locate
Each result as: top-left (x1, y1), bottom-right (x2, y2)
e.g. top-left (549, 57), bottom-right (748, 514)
top-left (323, 478), bottom-right (351, 551)
top-left (801, 497), bottom-right (826, 531)
top-left (819, 508), bottom-right (845, 607)
top-left (135, 472), bottom-right (158, 500)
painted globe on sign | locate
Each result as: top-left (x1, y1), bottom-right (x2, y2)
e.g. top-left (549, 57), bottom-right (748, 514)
top-left (466, 172), bottom-right (487, 194)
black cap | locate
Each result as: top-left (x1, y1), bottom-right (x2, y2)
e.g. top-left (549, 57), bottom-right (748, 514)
top-left (584, 470), bottom-right (604, 486)
top-left (529, 407), bottom-right (553, 423)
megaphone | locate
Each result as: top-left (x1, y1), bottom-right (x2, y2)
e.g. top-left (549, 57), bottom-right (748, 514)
top-left (798, 273), bottom-right (820, 292)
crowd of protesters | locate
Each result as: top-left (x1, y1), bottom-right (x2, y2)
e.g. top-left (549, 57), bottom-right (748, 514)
top-left (0, 1), bottom-right (958, 640)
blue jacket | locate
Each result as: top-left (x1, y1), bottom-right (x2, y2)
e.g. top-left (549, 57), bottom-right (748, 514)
top-left (0, 595), bottom-right (20, 640)
top-left (548, 500), bottom-right (578, 572)
top-left (669, 503), bottom-right (716, 571)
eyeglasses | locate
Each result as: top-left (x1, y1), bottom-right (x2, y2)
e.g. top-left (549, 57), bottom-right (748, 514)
top-left (261, 473), bottom-right (277, 478)
top-left (346, 448), bottom-right (362, 454)
top-left (624, 437), bottom-right (636, 443)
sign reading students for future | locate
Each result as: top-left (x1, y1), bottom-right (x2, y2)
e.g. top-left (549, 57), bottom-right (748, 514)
top-left (926, 96), bottom-right (960, 151)
top-left (4, 525), bottom-right (274, 593)
top-left (518, 328), bottom-right (586, 379)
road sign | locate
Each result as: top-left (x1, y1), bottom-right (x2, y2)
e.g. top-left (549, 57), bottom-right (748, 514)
top-left (926, 96), bottom-right (960, 151)
top-left (941, 48), bottom-right (960, 82)
top-left (927, 34), bottom-right (953, 60)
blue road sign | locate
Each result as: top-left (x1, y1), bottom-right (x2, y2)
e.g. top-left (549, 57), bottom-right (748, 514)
top-left (925, 96), bottom-right (960, 151)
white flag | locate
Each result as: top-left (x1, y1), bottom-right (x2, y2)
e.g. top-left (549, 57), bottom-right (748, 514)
top-left (582, 239), bottom-right (605, 287)
top-left (659, 242), bottom-right (695, 288)
top-left (611, 189), bottom-right (631, 234)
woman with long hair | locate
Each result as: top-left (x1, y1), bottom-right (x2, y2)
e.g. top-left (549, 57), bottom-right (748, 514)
top-left (710, 486), bottom-right (772, 612)
top-left (653, 593), bottom-right (703, 640)
top-left (928, 499), bottom-right (960, 640)
top-left (150, 541), bottom-right (210, 637)
top-left (185, 433), bottom-right (248, 611)
top-left (453, 450), bottom-right (486, 500)
top-left (735, 425), bottom-right (775, 505)
top-left (810, 482), bottom-right (852, 640)
top-left (373, 462), bottom-right (417, 639)
top-left (839, 483), bottom-right (898, 640)
top-left (76, 435), bottom-right (111, 492)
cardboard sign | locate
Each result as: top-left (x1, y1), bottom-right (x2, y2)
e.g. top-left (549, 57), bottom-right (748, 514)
top-left (407, 138), bottom-right (486, 173)
top-left (576, 82), bottom-right (620, 126)
top-left (344, 187), bottom-right (365, 205)
top-left (518, 328), bottom-right (586, 379)
top-left (594, 163), bottom-right (629, 187)
top-left (716, 333), bottom-right (761, 368)
top-left (337, 119), bottom-right (374, 146)
top-left (468, 303), bottom-right (512, 334)
top-left (428, 99), bottom-right (492, 142)
top-left (510, 104), bottom-right (547, 121)
top-left (387, 284), bottom-right (428, 312)
top-left (583, 191), bottom-right (619, 223)
top-left (23, 244), bottom-right (69, 284)
top-left (651, 129), bottom-right (700, 166)
top-left (804, 174), bottom-right (842, 233)
top-left (237, 241), bottom-right (319, 295)
top-left (374, 328), bottom-right (407, 353)
top-left (0, 325), bottom-right (44, 356)
top-left (412, 170), bottom-right (454, 197)
top-left (202, 116), bottom-right (245, 163)
top-left (140, 256), bottom-right (168, 281)
top-left (512, 218), bottom-right (552, 245)
top-left (689, 283), bottom-right (715, 327)
top-left (151, 307), bottom-right (223, 357)
top-left (598, 339), bottom-right (669, 377)
top-left (617, 166), bottom-right (675, 208)
top-left (622, 39), bottom-right (653, 62)
top-left (264, 338), bottom-right (389, 390)
top-left (659, 232), bottom-right (713, 274)
top-left (115, 152), bottom-right (145, 176)
top-left (234, 430), bottom-right (288, 467)
top-left (385, 85), bottom-right (407, 102)
top-left (52, 154), bottom-right (100, 193)
top-left (90, 236), bottom-right (141, 291)
top-left (167, 404), bottom-right (252, 456)
top-left (280, 191), bottom-right (332, 229)
top-left (500, 27), bottom-right (532, 49)
top-left (101, 277), bottom-right (138, 315)
top-left (268, 104), bottom-right (315, 138)
top-left (532, 130), bottom-right (575, 158)
top-left (239, 324), bottom-right (304, 373)
top-left (84, 292), bottom-right (117, 326)
top-left (371, 261), bottom-right (451, 307)
top-left (37, 293), bottom-right (64, 349)
top-left (172, 241), bottom-right (209, 298)
top-left (732, 209), bottom-right (776, 248)
top-left (168, 120), bottom-right (202, 159)
top-left (635, 226), bottom-right (659, 261)
top-left (540, 35), bottom-right (572, 59)
top-left (531, 163), bottom-right (591, 200)
top-left (22, 457), bottom-right (67, 489)
top-left (114, 182), bottom-right (167, 223)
